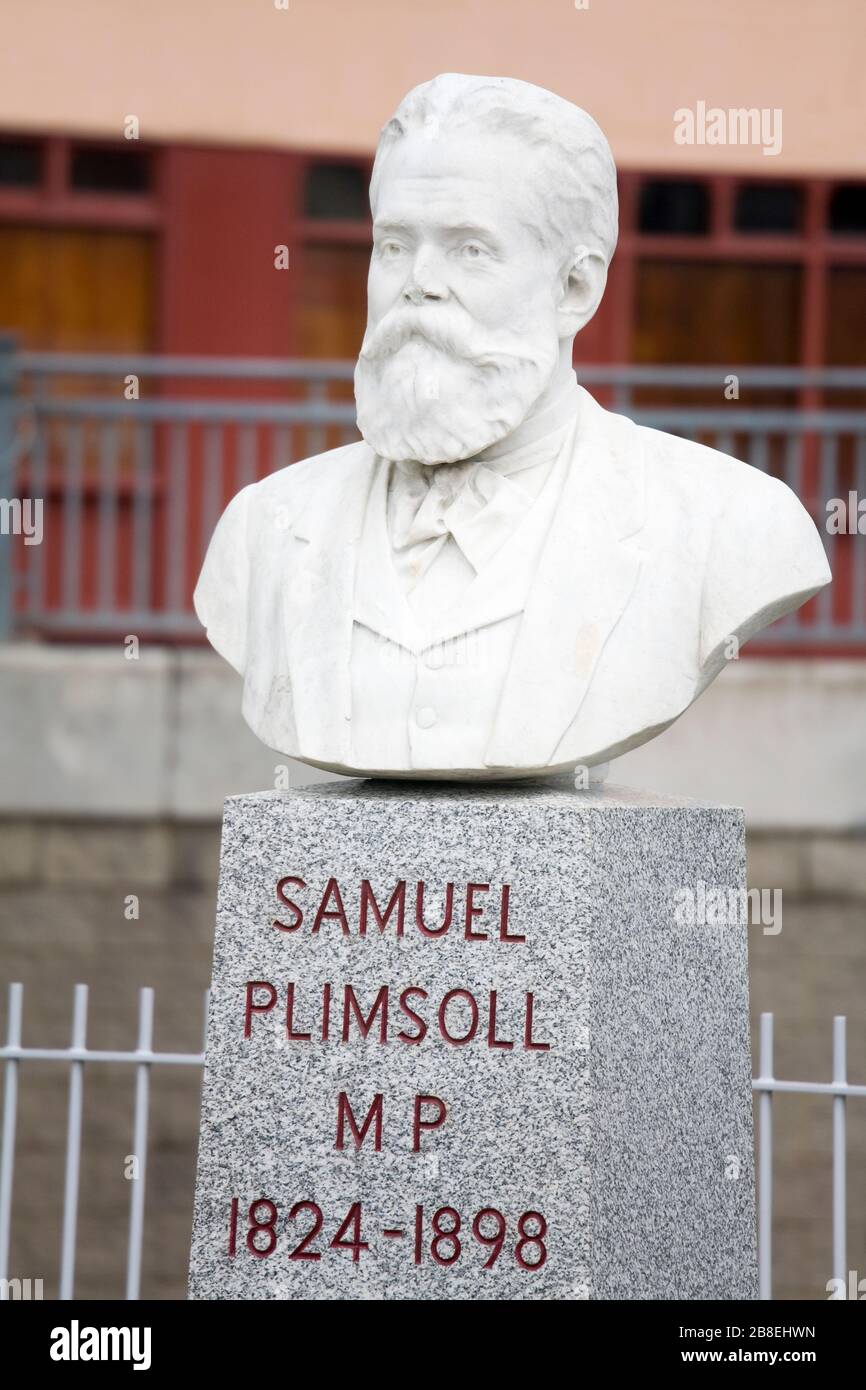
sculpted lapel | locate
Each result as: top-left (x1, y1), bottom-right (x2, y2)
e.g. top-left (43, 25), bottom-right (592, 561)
top-left (281, 449), bottom-right (376, 763)
top-left (484, 389), bottom-right (645, 769)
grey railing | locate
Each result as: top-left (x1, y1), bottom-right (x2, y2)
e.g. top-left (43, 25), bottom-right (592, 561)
top-left (0, 342), bottom-right (864, 648)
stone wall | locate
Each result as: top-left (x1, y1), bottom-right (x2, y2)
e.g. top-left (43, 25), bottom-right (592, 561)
top-left (2, 645), bottom-right (866, 827)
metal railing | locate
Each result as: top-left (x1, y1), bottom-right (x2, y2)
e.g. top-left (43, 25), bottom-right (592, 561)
top-left (1, 343), bottom-right (865, 648)
top-left (0, 983), bottom-right (207, 1302)
top-left (0, 981), bottom-right (862, 1300)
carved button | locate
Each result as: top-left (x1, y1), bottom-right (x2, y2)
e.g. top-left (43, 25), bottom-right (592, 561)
top-left (415, 706), bottom-right (437, 729)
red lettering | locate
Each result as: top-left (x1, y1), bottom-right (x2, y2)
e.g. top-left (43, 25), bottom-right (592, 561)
top-left (321, 982), bottom-right (332, 1041)
top-left (412, 1094), bottom-right (447, 1151)
top-left (330, 1202), bottom-right (369, 1261)
top-left (269, 879), bottom-right (521, 942)
top-left (342, 985), bottom-right (389, 1042)
top-left (246, 1199), bottom-right (278, 1258)
top-left (285, 982), bottom-right (311, 1042)
top-left (312, 877), bottom-right (350, 935)
top-left (464, 883), bottom-right (490, 941)
top-left (523, 992), bottom-right (550, 1052)
top-left (243, 980), bottom-right (276, 1038)
top-left (359, 879), bottom-right (406, 936)
top-left (397, 987), bottom-right (429, 1044)
top-left (273, 876), bottom-right (305, 932)
top-left (498, 884), bottom-right (525, 943)
top-left (438, 988), bottom-right (480, 1045)
top-left (415, 881), bottom-right (454, 937)
top-left (335, 1092), bottom-right (383, 1151)
top-left (486, 989), bottom-right (514, 1050)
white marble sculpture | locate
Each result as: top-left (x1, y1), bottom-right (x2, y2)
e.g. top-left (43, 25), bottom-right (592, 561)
top-left (194, 73), bottom-right (831, 781)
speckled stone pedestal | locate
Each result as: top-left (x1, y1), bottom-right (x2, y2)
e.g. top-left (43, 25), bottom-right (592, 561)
top-left (188, 781), bottom-right (757, 1301)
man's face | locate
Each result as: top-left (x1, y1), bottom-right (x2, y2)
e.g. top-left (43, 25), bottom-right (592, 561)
top-left (354, 129), bottom-right (564, 464)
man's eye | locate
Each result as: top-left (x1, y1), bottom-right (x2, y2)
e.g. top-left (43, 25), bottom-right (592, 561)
top-left (380, 241), bottom-right (405, 258)
top-left (459, 242), bottom-right (487, 260)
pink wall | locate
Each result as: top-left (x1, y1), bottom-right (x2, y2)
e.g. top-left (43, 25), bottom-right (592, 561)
top-left (0, 0), bottom-right (862, 175)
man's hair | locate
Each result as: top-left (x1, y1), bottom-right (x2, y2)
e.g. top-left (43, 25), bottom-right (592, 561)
top-left (370, 72), bottom-right (619, 270)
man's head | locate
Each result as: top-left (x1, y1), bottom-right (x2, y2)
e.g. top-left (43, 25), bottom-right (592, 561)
top-left (354, 73), bottom-right (618, 465)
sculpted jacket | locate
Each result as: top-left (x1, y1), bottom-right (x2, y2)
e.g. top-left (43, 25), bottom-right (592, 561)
top-left (193, 385), bottom-right (831, 779)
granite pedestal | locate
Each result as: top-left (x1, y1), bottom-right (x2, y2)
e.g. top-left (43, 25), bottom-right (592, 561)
top-left (188, 780), bottom-right (758, 1300)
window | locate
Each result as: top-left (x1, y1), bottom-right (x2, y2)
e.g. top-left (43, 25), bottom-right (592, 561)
top-left (634, 260), bottom-right (801, 367)
top-left (70, 145), bottom-right (152, 194)
top-left (829, 184), bottom-right (866, 235)
top-left (303, 162), bottom-right (368, 221)
top-left (0, 137), bottom-right (42, 187)
top-left (638, 179), bottom-right (709, 235)
top-left (734, 183), bottom-right (802, 233)
top-left (826, 268), bottom-right (866, 367)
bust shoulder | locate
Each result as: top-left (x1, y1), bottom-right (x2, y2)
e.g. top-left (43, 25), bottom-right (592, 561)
top-left (625, 418), bottom-right (818, 552)
top-left (244, 438), bottom-right (373, 522)
top-left (622, 425), bottom-right (829, 671)
top-left (635, 418), bottom-right (773, 494)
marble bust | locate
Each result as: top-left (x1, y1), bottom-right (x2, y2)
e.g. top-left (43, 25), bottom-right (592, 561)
top-left (194, 73), bottom-right (831, 781)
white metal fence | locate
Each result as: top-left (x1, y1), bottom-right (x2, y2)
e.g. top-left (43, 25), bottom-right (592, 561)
top-left (0, 982), bottom-right (863, 1301)
top-left (0, 982), bottom-right (207, 1301)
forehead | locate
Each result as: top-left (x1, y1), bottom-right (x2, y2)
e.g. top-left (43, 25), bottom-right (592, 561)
top-left (373, 130), bottom-right (545, 241)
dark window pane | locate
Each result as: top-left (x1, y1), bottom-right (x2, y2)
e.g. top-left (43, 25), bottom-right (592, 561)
top-left (825, 269), bottom-right (866, 407)
top-left (0, 138), bottom-right (42, 187)
top-left (70, 145), bottom-right (151, 193)
top-left (304, 162), bottom-right (368, 220)
top-left (734, 183), bottom-right (801, 233)
top-left (829, 184), bottom-right (866, 235)
top-left (634, 260), bottom-right (801, 372)
top-left (826, 268), bottom-right (866, 364)
top-left (638, 179), bottom-right (709, 235)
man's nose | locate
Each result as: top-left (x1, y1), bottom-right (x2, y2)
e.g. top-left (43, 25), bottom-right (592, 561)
top-left (403, 247), bottom-right (448, 304)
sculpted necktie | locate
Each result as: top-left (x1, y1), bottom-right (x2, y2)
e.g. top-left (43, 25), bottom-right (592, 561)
top-left (389, 458), bottom-right (535, 577)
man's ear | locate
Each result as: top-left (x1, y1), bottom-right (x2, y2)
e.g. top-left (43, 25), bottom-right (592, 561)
top-left (557, 245), bottom-right (608, 337)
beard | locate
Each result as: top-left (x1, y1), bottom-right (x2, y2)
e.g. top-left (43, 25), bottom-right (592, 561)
top-left (354, 306), bottom-right (559, 465)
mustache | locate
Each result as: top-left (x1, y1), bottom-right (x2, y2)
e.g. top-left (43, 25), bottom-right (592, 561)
top-left (359, 309), bottom-right (529, 367)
